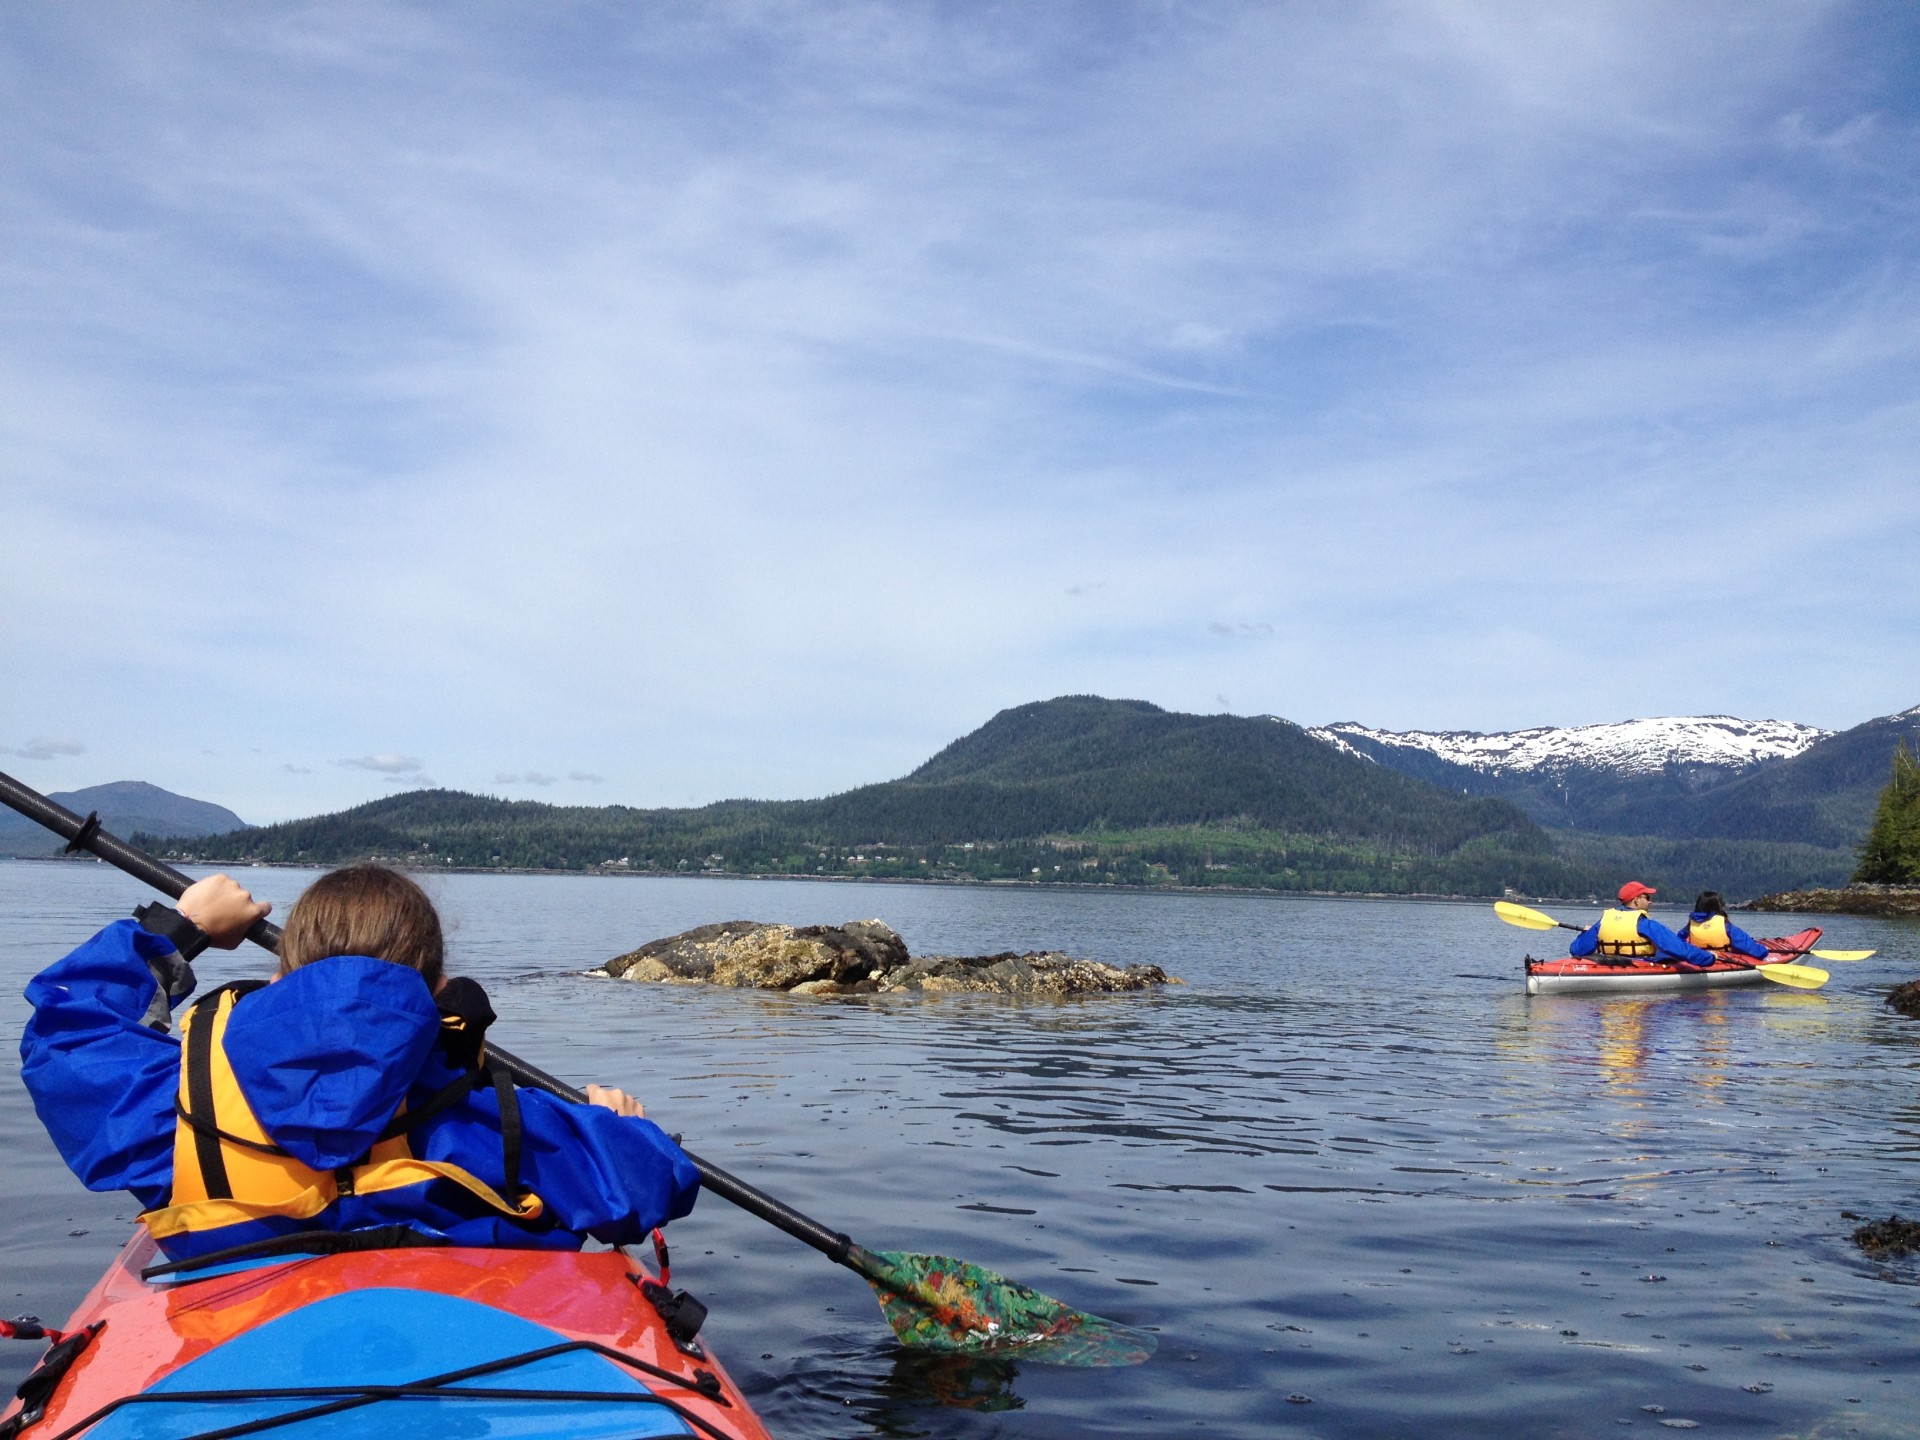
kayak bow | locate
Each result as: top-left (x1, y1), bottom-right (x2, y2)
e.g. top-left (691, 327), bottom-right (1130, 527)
top-left (0, 1229), bottom-right (772, 1440)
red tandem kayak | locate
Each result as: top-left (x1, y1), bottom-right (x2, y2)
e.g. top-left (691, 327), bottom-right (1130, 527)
top-left (1524, 928), bottom-right (1824, 996)
top-left (0, 1229), bottom-right (773, 1440)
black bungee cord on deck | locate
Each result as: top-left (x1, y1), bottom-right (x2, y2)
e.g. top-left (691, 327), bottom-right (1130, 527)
top-left (19, 1337), bottom-right (745, 1440)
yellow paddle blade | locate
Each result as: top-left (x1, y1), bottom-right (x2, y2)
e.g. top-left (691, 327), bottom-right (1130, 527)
top-left (1758, 962), bottom-right (1829, 990)
top-left (1810, 949), bottom-right (1874, 961)
top-left (1493, 900), bottom-right (1560, 931)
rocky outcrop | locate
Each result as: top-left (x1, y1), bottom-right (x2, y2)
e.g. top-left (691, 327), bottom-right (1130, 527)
top-left (598, 919), bottom-right (909, 988)
top-left (1887, 980), bottom-right (1920, 1020)
top-left (1742, 886), bottom-right (1920, 918)
top-left (594, 919), bottom-right (1173, 996)
top-left (1851, 1213), bottom-right (1920, 1258)
top-left (855, 950), bottom-right (1170, 997)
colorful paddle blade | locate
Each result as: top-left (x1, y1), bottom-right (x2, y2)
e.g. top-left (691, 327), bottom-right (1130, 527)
top-left (1493, 901), bottom-right (1560, 931)
top-left (853, 1247), bottom-right (1155, 1367)
top-left (1810, 949), bottom-right (1874, 961)
top-left (1758, 962), bottom-right (1829, 989)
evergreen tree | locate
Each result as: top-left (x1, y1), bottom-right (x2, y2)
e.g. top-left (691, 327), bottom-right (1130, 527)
top-left (1852, 739), bottom-right (1920, 884)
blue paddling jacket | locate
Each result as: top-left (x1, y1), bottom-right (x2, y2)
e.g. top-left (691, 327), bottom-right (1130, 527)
top-left (21, 921), bottom-right (700, 1260)
top-left (1568, 911), bottom-right (1717, 967)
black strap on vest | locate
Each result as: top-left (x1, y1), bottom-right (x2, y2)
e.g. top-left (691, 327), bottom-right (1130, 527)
top-left (489, 1063), bottom-right (524, 1202)
top-left (181, 986), bottom-right (249, 1200)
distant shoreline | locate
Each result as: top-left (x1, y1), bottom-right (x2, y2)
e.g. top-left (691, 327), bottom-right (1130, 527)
top-left (22, 854), bottom-right (1886, 933)
top-left (5, 851), bottom-right (1603, 906)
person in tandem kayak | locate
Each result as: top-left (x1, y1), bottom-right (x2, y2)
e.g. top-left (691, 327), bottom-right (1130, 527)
top-left (20, 866), bottom-right (700, 1262)
top-left (1568, 881), bottom-right (1717, 968)
top-left (1675, 890), bottom-right (1770, 960)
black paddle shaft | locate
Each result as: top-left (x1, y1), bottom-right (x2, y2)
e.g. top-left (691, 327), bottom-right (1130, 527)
top-left (0, 769), bottom-right (859, 1269)
top-left (483, 1049), bottom-right (858, 1265)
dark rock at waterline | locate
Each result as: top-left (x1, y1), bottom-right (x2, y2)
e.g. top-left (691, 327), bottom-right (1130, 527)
top-left (862, 950), bottom-right (1173, 997)
top-left (1743, 885), bottom-right (1920, 918)
top-left (1887, 980), bottom-right (1920, 1020)
top-left (1851, 1213), bottom-right (1920, 1258)
top-left (594, 919), bottom-right (1173, 996)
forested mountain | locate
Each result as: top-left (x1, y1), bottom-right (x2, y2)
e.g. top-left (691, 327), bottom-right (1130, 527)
top-left (812, 697), bottom-right (1537, 850)
top-left (157, 697), bottom-right (1603, 897)
top-left (1672, 706), bottom-right (1920, 848)
top-left (0, 781), bottom-right (248, 857)
top-left (139, 696), bottom-right (1911, 900)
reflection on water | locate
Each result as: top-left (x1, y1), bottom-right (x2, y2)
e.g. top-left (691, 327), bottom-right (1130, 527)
top-left (881, 1350), bottom-right (1025, 1413)
top-left (3, 862), bottom-right (1918, 1438)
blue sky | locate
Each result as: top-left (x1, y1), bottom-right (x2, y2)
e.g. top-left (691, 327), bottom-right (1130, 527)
top-left (4, 2), bottom-right (1917, 822)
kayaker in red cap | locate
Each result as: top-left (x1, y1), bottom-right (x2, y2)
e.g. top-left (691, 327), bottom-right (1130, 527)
top-left (1568, 880), bottom-right (1716, 967)
top-left (21, 867), bottom-right (701, 1263)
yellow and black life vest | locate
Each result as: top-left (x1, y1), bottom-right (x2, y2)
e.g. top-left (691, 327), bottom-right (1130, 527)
top-left (1685, 914), bottom-right (1731, 950)
top-left (140, 981), bottom-right (544, 1248)
top-left (1596, 909), bottom-right (1656, 959)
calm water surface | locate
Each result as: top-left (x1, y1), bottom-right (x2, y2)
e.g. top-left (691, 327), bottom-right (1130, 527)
top-left (4, 860), bottom-right (1919, 1438)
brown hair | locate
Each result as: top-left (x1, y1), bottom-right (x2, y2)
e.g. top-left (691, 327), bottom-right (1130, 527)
top-left (278, 865), bottom-right (444, 989)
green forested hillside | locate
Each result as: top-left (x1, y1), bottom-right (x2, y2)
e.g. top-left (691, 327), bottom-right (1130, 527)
top-left (1680, 707), bottom-right (1920, 848)
top-left (807, 697), bottom-right (1539, 850)
top-left (154, 696), bottom-right (1608, 896)
top-left (1548, 832), bottom-right (1861, 901)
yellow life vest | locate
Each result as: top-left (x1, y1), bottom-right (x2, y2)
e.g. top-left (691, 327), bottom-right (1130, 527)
top-left (1596, 909), bottom-right (1655, 959)
top-left (1686, 914), bottom-right (1731, 950)
top-left (140, 982), bottom-right (544, 1249)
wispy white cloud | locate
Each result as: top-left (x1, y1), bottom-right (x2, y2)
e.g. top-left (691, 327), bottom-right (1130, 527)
top-left (496, 771), bottom-right (557, 787)
top-left (337, 754), bottom-right (425, 775)
top-left (2, 2), bottom-right (1915, 818)
top-left (7, 738), bottom-right (86, 761)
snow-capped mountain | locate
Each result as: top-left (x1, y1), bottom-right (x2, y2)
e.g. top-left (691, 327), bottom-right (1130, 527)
top-left (1297, 712), bottom-right (1847, 841)
top-left (1307, 716), bottom-right (1831, 780)
top-left (1286, 702), bottom-right (1916, 887)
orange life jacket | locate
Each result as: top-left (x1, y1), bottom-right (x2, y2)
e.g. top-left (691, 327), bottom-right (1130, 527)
top-left (140, 982), bottom-right (544, 1250)
top-left (1685, 914), bottom-right (1731, 950)
top-left (1596, 909), bottom-right (1655, 959)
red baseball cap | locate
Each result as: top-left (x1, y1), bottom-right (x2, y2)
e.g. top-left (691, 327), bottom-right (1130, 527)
top-left (1618, 881), bottom-right (1657, 903)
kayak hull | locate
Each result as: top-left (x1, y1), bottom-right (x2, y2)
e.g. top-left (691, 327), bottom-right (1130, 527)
top-left (1524, 928), bottom-right (1823, 996)
top-left (1, 1229), bottom-right (773, 1440)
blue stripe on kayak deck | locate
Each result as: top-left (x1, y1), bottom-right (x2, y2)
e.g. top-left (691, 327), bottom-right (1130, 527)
top-left (87, 1288), bottom-right (692, 1439)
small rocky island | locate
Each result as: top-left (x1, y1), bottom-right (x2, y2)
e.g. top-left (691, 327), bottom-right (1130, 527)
top-left (592, 919), bottom-right (1174, 996)
top-left (1743, 885), bottom-right (1920, 918)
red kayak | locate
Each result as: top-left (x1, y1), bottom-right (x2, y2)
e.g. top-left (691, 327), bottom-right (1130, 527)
top-left (0, 1229), bottom-right (773, 1440)
top-left (1524, 927), bottom-right (1824, 996)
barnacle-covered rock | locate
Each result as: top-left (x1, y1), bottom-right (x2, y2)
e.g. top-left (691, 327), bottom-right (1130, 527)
top-left (598, 919), bottom-right (907, 989)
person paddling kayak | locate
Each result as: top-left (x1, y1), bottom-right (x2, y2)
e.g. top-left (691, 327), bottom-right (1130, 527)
top-left (20, 866), bottom-right (699, 1262)
top-left (1568, 881), bottom-right (1716, 968)
top-left (1676, 890), bottom-right (1770, 960)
